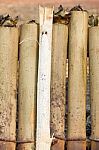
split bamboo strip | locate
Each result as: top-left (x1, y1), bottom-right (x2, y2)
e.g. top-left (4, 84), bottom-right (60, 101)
top-left (0, 27), bottom-right (18, 149)
top-left (67, 11), bottom-right (88, 150)
top-left (18, 23), bottom-right (38, 150)
top-left (89, 26), bottom-right (99, 150)
top-left (36, 6), bottom-right (53, 150)
top-left (51, 23), bottom-right (68, 150)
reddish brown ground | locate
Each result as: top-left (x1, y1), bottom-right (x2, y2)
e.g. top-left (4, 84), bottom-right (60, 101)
top-left (0, 0), bottom-right (99, 6)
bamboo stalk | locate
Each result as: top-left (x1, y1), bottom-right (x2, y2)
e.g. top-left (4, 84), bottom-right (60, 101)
top-left (67, 11), bottom-right (88, 150)
top-left (18, 23), bottom-right (38, 150)
top-left (89, 26), bottom-right (99, 150)
top-left (36, 6), bottom-right (53, 150)
top-left (0, 27), bottom-right (18, 149)
top-left (51, 23), bottom-right (68, 150)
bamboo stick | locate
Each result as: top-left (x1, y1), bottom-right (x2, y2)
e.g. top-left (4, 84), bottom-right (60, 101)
top-left (67, 11), bottom-right (88, 150)
top-left (51, 23), bottom-right (68, 150)
top-left (89, 26), bottom-right (99, 150)
top-left (0, 27), bottom-right (18, 149)
top-left (36, 6), bottom-right (53, 150)
top-left (18, 23), bottom-right (38, 150)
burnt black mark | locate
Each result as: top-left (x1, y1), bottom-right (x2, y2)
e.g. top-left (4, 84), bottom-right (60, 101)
top-left (42, 31), bottom-right (47, 35)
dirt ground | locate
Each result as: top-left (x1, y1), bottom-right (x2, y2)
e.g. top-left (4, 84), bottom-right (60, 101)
top-left (0, 4), bottom-right (99, 25)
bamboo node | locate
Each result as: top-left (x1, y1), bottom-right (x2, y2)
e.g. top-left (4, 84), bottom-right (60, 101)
top-left (67, 138), bottom-right (86, 141)
top-left (0, 138), bottom-right (16, 143)
top-left (53, 134), bottom-right (65, 141)
top-left (16, 140), bottom-right (34, 144)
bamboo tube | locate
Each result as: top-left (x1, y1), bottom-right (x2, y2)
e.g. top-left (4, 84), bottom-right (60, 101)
top-left (0, 27), bottom-right (18, 149)
top-left (67, 11), bottom-right (88, 150)
top-left (36, 6), bottom-right (53, 150)
top-left (51, 23), bottom-right (68, 150)
top-left (17, 23), bottom-right (38, 150)
top-left (89, 27), bottom-right (99, 150)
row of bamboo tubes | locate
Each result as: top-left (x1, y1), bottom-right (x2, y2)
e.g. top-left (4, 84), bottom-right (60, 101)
top-left (0, 6), bottom-right (99, 150)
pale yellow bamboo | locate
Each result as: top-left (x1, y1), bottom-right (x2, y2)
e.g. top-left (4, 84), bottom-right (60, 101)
top-left (0, 27), bottom-right (18, 149)
top-left (67, 11), bottom-right (88, 150)
top-left (18, 23), bottom-right (38, 150)
top-left (36, 6), bottom-right (53, 150)
top-left (51, 23), bottom-right (68, 150)
top-left (89, 27), bottom-right (99, 150)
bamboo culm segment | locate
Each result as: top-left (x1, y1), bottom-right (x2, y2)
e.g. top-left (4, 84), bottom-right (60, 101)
top-left (91, 141), bottom-right (99, 150)
top-left (67, 11), bottom-right (88, 150)
top-left (51, 23), bottom-right (68, 150)
top-left (18, 23), bottom-right (38, 150)
top-left (36, 6), bottom-right (53, 150)
top-left (89, 27), bottom-right (99, 150)
top-left (67, 141), bottom-right (86, 150)
top-left (0, 27), bottom-right (18, 149)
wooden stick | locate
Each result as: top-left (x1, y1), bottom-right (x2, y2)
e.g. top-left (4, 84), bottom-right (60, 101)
top-left (36, 6), bottom-right (53, 150)
top-left (0, 27), bottom-right (18, 150)
top-left (67, 11), bottom-right (88, 150)
top-left (18, 23), bottom-right (38, 150)
top-left (51, 23), bottom-right (68, 150)
top-left (89, 26), bottom-right (99, 150)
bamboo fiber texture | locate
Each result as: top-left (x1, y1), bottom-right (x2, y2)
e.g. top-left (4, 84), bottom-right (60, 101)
top-left (0, 27), bottom-right (18, 150)
top-left (51, 23), bottom-right (68, 150)
top-left (18, 23), bottom-right (38, 150)
top-left (67, 11), bottom-right (88, 150)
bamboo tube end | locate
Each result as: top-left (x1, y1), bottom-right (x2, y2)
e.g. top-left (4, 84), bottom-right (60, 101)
top-left (67, 141), bottom-right (86, 150)
top-left (71, 10), bottom-right (88, 15)
top-left (0, 141), bottom-right (15, 150)
top-left (89, 26), bottom-right (99, 29)
top-left (51, 139), bottom-right (64, 150)
top-left (20, 23), bottom-right (38, 28)
top-left (91, 141), bottom-right (99, 150)
top-left (0, 26), bottom-right (18, 32)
